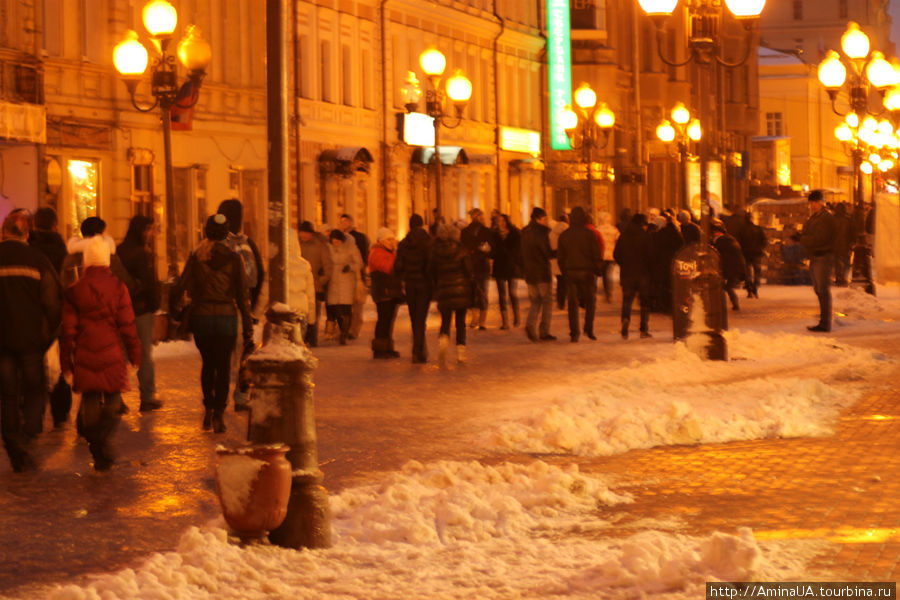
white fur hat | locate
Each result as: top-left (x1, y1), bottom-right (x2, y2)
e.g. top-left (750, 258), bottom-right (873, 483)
top-left (83, 234), bottom-right (111, 267)
top-left (376, 227), bottom-right (395, 242)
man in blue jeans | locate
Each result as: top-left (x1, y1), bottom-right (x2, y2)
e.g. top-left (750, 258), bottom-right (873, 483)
top-left (520, 207), bottom-right (556, 342)
top-left (800, 190), bottom-right (836, 332)
top-left (0, 209), bottom-right (62, 471)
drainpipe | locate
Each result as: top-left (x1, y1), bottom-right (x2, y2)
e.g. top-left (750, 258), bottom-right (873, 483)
top-left (380, 0), bottom-right (391, 227)
top-left (630, 0), bottom-right (644, 209)
top-left (292, 0), bottom-right (306, 223)
top-left (493, 3), bottom-right (505, 214)
top-left (537, 0), bottom-right (548, 211)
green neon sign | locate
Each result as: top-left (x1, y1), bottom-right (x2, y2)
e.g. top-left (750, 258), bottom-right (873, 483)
top-left (547, 0), bottom-right (572, 150)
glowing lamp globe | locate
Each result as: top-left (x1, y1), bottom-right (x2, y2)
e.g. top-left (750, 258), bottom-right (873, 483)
top-left (637, 0), bottom-right (678, 16)
top-left (419, 47), bottom-right (446, 78)
top-left (841, 22), bottom-right (870, 60)
top-left (671, 102), bottom-right (690, 124)
top-left (724, 0), bottom-right (766, 18)
top-left (177, 25), bottom-right (212, 72)
top-left (594, 103), bottom-right (615, 129)
top-left (143, 0), bottom-right (177, 37)
top-left (817, 51), bottom-right (846, 89)
top-left (687, 119), bottom-right (702, 141)
top-left (573, 83), bottom-right (597, 110)
top-left (446, 70), bottom-right (473, 106)
top-left (113, 30), bottom-right (149, 77)
top-left (559, 107), bottom-right (579, 132)
top-left (656, 121), bottom-right (676, 142)
top-left (834, 123), bottom-right (853, 142)
top-left (860, 161), bottom-right (874, 174)
top-left (866, 52), bottom-right (895, 88)
top-left (886, 87), bottom-right (900, 112)
top-left (845, 112), bottom-right (860, 128)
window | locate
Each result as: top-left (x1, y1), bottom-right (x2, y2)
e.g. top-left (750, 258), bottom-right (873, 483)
top-left (766, 112), bottom-right (784, 136)
top-left (132, 164), bottom-right (154, 218)
top-left (361, 49), bottom-right (373, 109)
top-left (342, 44), bottom-right (353, 106)
top-left (571, 0), bottom-right (607, 30)
top-left (68, 159), bottom-right (99, 232)
top-left (321, 41), bottom-right (333, 103)
top-left (838, 0), bottom-right (848, 18)
top-left (43, 0), bottom-right (61, 55)
top-left (792, 0), bottom-right (802, 20)
top-left (298, 36), bottom-right (312, 99)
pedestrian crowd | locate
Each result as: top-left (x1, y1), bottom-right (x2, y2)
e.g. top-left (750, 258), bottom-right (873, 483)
top-left (1, 192), bottom-right (856, 474)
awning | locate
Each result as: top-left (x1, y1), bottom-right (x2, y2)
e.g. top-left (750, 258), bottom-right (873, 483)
top-left (412, 146), bottom-right (469, 166)
top-left (509, 158), bottom-right (545, 172)
top-left (319, 146), bottom-right (374, 175)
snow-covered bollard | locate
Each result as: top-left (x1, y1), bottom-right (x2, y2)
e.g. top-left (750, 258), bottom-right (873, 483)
top-left (241, 303), bottom-right (332, 549)
top-left (672, 244), bottom-right (728, 360)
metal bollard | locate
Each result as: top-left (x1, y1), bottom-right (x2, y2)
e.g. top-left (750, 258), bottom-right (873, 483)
top-left (241, 303), bottom-right (332, 549)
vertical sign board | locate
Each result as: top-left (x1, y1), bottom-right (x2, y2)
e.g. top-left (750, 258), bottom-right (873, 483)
top-left (547, 0), bottom-right (573, 150)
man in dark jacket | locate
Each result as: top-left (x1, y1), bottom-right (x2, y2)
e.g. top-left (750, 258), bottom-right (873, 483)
top-left (800, 190), bottom-right (836, 332)
top-left (394, 214), bottom-right (432, 363)
top-left (117, 215), bottom-right (162, 412)
top-left (557, 206), bottom-right (600, 342)
top-left (28, 207), bottom-right (67, 274)
top-left (832, 202), bottom-right (852, 287)
top-left (520, 207), bottom-right (555, 342)
top-left (614, 213), bottom-right (653, 339)
top-left (299, 221), bottom-right (333, 348)
top-left (737, 212), bottom-right (767, 298)
top-left (28, 207), bottom-right (71, 427)
top-left (711, 222), bottom-right (747, 311)
top-left (0, 209), bottom-right (62, 471)
top-left (460, 208), bottom-right (493, 329)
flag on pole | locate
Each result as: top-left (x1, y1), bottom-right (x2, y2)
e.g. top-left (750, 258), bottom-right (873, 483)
top-left (170, 81), bottom-right (198, 131)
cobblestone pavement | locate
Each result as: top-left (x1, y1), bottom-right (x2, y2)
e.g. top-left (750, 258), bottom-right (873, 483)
top-left (0, 286), bottom-right (898, 596)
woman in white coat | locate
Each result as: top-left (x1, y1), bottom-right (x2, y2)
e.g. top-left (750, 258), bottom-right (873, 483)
top-left (287, 231), bottom-right (317, 338)
top-left (326, 229), bottom-right (363, 344)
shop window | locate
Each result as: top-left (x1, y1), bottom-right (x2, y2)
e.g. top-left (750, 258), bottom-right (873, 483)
top-left (68, 159), bottom-right (99, 233)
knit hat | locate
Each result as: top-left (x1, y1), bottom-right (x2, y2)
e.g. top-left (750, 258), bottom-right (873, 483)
top-left (530, 207), bottom-right (547, 221)
top-left (204, 214), bottom-right (229, 241)
top-left (409, 214), bottom-right (424, 229)
top-left (299, 220), bottom-right (315, 234)
top-left (80, 216), bottom-right (106, 238)
top-left (329, 229), bottom-right (345, 242)
top-left (808, 189), bottom-right (824, 202)
top-left (83, 235), bottom-right (111, 267)
top-left (376, 227), bottom-right (395, 242)
top-left (217, 199), bottom-right (243, 233)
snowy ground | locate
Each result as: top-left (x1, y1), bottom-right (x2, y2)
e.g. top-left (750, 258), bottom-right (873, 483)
top-left (11, 285), bottom-right (900, 599)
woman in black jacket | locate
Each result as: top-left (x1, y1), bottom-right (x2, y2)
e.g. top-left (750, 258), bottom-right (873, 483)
top-left (491, 214), bottom-right (522, 329)
top-left (169, 214), bottom-right (253, 433)
top-left (428, 223), bottom-right (473, 366)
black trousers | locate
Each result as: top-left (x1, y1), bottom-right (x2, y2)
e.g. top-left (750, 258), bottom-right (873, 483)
top-left (0, 351), bottom-right (45, 470)
top-left (303, 291), bottom-right (326, 347)
top-left (77, 391), bottom-right (122, 460)
top-left (621, 275), bottom-right (651, 332)
top-left (374, 299), bottom-right (401, 341)
top-left (565, 273), bottom-right (596, 337)
top-left (193, 333), bottom-right (236, 411)
top-left (439, 307), bottom-right (467, 345)
top-left (406, 286), bottom-right (430, 360)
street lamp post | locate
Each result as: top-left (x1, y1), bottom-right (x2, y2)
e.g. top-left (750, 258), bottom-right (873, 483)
top-left (637, 0), bottom-right (764, 241)
top-left (113, 0), bottom-right (212, 278)
top-left (656, 102), bottom-right (702, 212)
top-left (818, 22), bottom-right (896, 295)
top-left (402, 47), bottom-right (472, 224)
top-left (559, 83), bottom-right (615, 216)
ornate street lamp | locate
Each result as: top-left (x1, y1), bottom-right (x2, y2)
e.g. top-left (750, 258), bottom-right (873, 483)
top-left (818, 21), bottom-right (896, 295)
top-left (638, 0), bottom-right (764, 241)
top-left (559, 82), bottom-right (615, 215)
top-left (401, 47), bottom-right (472, 224)
top-left (656, 102), bottom-right (702, 212)
top-left (113, 0), bottom-right (212, 277)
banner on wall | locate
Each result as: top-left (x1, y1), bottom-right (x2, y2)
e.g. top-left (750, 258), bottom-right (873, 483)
top-left (547, 0), bottom-right (572, 150)
top-left (0, 101), bottom-right (46, 144)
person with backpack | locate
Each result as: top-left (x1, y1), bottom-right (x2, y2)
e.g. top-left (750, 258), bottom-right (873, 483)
top-left (216, 200), bottom-right (264, 412)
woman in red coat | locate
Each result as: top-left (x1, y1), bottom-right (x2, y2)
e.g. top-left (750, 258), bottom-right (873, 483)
top-left (60, 236), bottom-right (141, 471)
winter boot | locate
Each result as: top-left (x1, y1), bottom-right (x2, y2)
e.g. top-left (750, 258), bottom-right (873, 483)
top-left (500, 309), bottom-right (510, 330)
top-left (338, 315), bottom-right (350, 345)
top-left (456, 345), bottom-right (467, 364)
top-left (478, 309), bottom-right (487, 330)
top-left (202, 409), bottom-right (213, 431)
top-left (512, 306), bottom-right (520, 327)
top-left (372, 338), bottom-right (399, 359)
top-left (438, 334), bottom-right (450, 367)
top-left (212, 410), bottom-right (226, 434)
top-left (621, 319), bottom-right (629, 340)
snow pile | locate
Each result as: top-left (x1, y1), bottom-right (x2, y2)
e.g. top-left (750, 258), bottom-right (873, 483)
top-left (488, 331), bottom-right (891, 457)
top-left (331, 459), bottom-right (632, 544)
top-left (833, 287), bottom-right (887, 321)
top-left (44, 459), bottom-right (825, 600)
